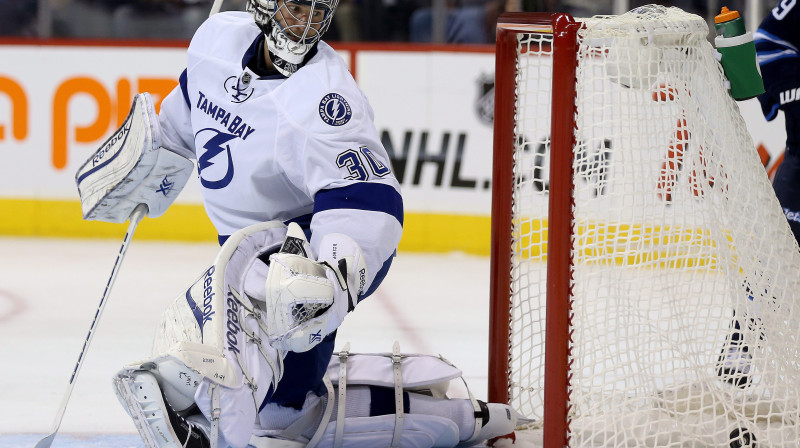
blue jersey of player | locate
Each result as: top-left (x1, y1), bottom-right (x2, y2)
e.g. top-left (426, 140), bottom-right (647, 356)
top-left (755, 0), bottom-right (800, 241)
top-left (755, 1), bottom-right (800, 142)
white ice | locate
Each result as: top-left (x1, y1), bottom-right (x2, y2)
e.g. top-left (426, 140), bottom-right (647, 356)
top-left (1, 236), bottom-right (540, 447)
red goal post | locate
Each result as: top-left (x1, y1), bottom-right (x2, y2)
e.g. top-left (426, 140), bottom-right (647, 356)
top-left (490, 12), bottom-right (579, 448)
top-left (489, 7), bottom-right (800, 448)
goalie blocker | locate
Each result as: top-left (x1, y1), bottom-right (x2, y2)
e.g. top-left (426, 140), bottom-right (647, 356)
top-left (75, 93), bottom-right (194, 223)
top-left (113, 221), bottom-right (524, 448)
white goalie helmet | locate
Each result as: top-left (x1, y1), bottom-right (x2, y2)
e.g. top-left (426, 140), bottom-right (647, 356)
top-left (247, 0), bottom-right (339, 77)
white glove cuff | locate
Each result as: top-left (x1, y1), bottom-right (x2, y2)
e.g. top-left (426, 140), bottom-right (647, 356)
top-left (317, 233), bottom-right (368, 298)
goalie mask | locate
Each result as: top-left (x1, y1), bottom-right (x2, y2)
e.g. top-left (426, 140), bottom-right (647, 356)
top-left (247, 0), bottom-right (338, 77)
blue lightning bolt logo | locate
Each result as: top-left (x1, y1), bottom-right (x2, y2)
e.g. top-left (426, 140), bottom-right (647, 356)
top-left (197, 128), bottom-right (237, 190)
top-left (318, 93), bottom-right (352, 126)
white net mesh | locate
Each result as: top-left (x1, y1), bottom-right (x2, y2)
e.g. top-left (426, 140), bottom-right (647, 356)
top-left (503, 5), bottom-right (800, 447)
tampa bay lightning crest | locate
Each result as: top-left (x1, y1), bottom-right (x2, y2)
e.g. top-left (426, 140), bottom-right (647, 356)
top-left (319, 93), bottom-right (352, 126)
top-left (196, 128), bottom-right (236, 189)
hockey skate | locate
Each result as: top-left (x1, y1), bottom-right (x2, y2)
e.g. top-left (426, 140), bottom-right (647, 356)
top-left (717, 340), bottom-right (752, 388)
top-left (457, 400), bottom-right (528, 447)
top-left (716, 315), bottom-right (755, 388)
top-left (113, 370), bottom-right (211, 448)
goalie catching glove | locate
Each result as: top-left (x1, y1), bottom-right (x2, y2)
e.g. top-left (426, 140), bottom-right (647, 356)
top-left (75, 93), bottom-right (193, 222)
top-left (265, 223), bottom-right (368, 353)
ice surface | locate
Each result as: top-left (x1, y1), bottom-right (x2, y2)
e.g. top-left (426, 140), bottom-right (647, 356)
top-left (1, 237), bottom-right (534, 447)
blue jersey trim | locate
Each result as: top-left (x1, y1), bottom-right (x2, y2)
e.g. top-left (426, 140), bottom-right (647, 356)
top-left (755, 29), bottom-right (799, 52)
top-left (760, 52), bottom-right (800, 66)
top-left (285, 213), bottom-right (313, 238)
top-left (242, 34), bottom-right (261, 69)
top-left (179, 69), bottom-right (190, 109)
top-left (758, 48), bottom-right (798, 57)
top-left (766, 102), bottom-right (781, 121)
top-left (758, 54), bottom-right (798, 66)
top-left (314, 183), bottom-right (404, 226)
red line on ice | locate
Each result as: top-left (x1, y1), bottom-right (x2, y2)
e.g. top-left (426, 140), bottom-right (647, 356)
top-left (374, 288), bottom-right (432, 353)
top-left (0, 289), bottom-right (26, 324)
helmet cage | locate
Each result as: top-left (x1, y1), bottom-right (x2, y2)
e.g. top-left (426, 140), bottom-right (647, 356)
top-left (246, 0), bottom-right (338, 76)
top-left (247, 0), bottom-right (337, 51)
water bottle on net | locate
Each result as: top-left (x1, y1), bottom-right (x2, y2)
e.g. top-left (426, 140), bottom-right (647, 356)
top-left (714, 6), bottom-right (765, 100)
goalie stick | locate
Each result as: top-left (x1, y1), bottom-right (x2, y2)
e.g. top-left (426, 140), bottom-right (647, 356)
top-left (33, 204), bottom-right (148, 448)
top-left (209, 0), bottom-right (223, 16)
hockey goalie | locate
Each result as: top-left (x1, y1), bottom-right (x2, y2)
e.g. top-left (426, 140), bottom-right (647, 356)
top-left (112, 221), bottom-right (521, 448)
top-left (70, 0), bottom-right (523, 445)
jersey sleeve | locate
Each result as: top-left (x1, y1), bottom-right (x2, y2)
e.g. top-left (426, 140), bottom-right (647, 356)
top-left (310, 182), bottom-right (404, 301)
top-left (755, 2), bottom-right (800, 118)
top-left (158, 70), bottom-right (196, 160)
top-left (273, 56), bottom-right (403, 299)
top-left (304, 123), bottom-right (403, 300)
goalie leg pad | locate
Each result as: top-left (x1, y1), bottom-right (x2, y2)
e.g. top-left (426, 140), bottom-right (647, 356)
top-left (113, 369), bottom-right (210, 448)
top-left (151, 266), bottom-right (215, 357)
top-left (264, 342), bottom-right (522, 448)
top-left (121, 221), bottom-right (295, 448)
top-left (314, 414), bottom-right (460, 448)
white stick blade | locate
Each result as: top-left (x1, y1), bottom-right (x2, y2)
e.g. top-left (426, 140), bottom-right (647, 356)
top-left (33, 433), bottom-right (55, 448)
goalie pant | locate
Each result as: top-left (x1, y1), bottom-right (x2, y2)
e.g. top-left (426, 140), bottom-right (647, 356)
top-left (114, 342), bottom-right (522, 448)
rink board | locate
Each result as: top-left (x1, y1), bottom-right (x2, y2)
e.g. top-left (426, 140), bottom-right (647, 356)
top-left (0, 41), bottom-right (788, 256)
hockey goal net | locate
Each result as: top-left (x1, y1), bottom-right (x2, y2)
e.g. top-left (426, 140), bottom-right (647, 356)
top-left (489, 6), bottom-right (800, 447)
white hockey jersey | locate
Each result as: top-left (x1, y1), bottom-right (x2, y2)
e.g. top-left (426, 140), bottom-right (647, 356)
top-left (158, 12), bottom-right (403, 297)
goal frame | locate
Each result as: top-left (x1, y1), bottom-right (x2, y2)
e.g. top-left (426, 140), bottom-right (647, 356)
top-left (488, 12), bottom-right (579, 448)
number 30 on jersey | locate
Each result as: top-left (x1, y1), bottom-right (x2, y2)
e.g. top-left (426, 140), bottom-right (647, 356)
top-left (337, 146), bottom-right (391, 181)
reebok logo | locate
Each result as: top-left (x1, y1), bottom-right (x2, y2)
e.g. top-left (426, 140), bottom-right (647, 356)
top-left (201, 266), bottom-right (216, 326)
top-left (226, 289), bottom-right (242, 355)
top-left (92, 121), bottom-right (130, 166)
top-left (358, 268), bottom-right (367, 295)
top-left (780, 87), bottom-right (800, 105)
top-left (309, 330), bottom-right (322, 345)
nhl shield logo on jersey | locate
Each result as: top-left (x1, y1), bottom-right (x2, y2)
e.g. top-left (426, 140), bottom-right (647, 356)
top-left (224, 73), bottom-right (255, 103)
top-left (319, 93), bottom-right (352, 126)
